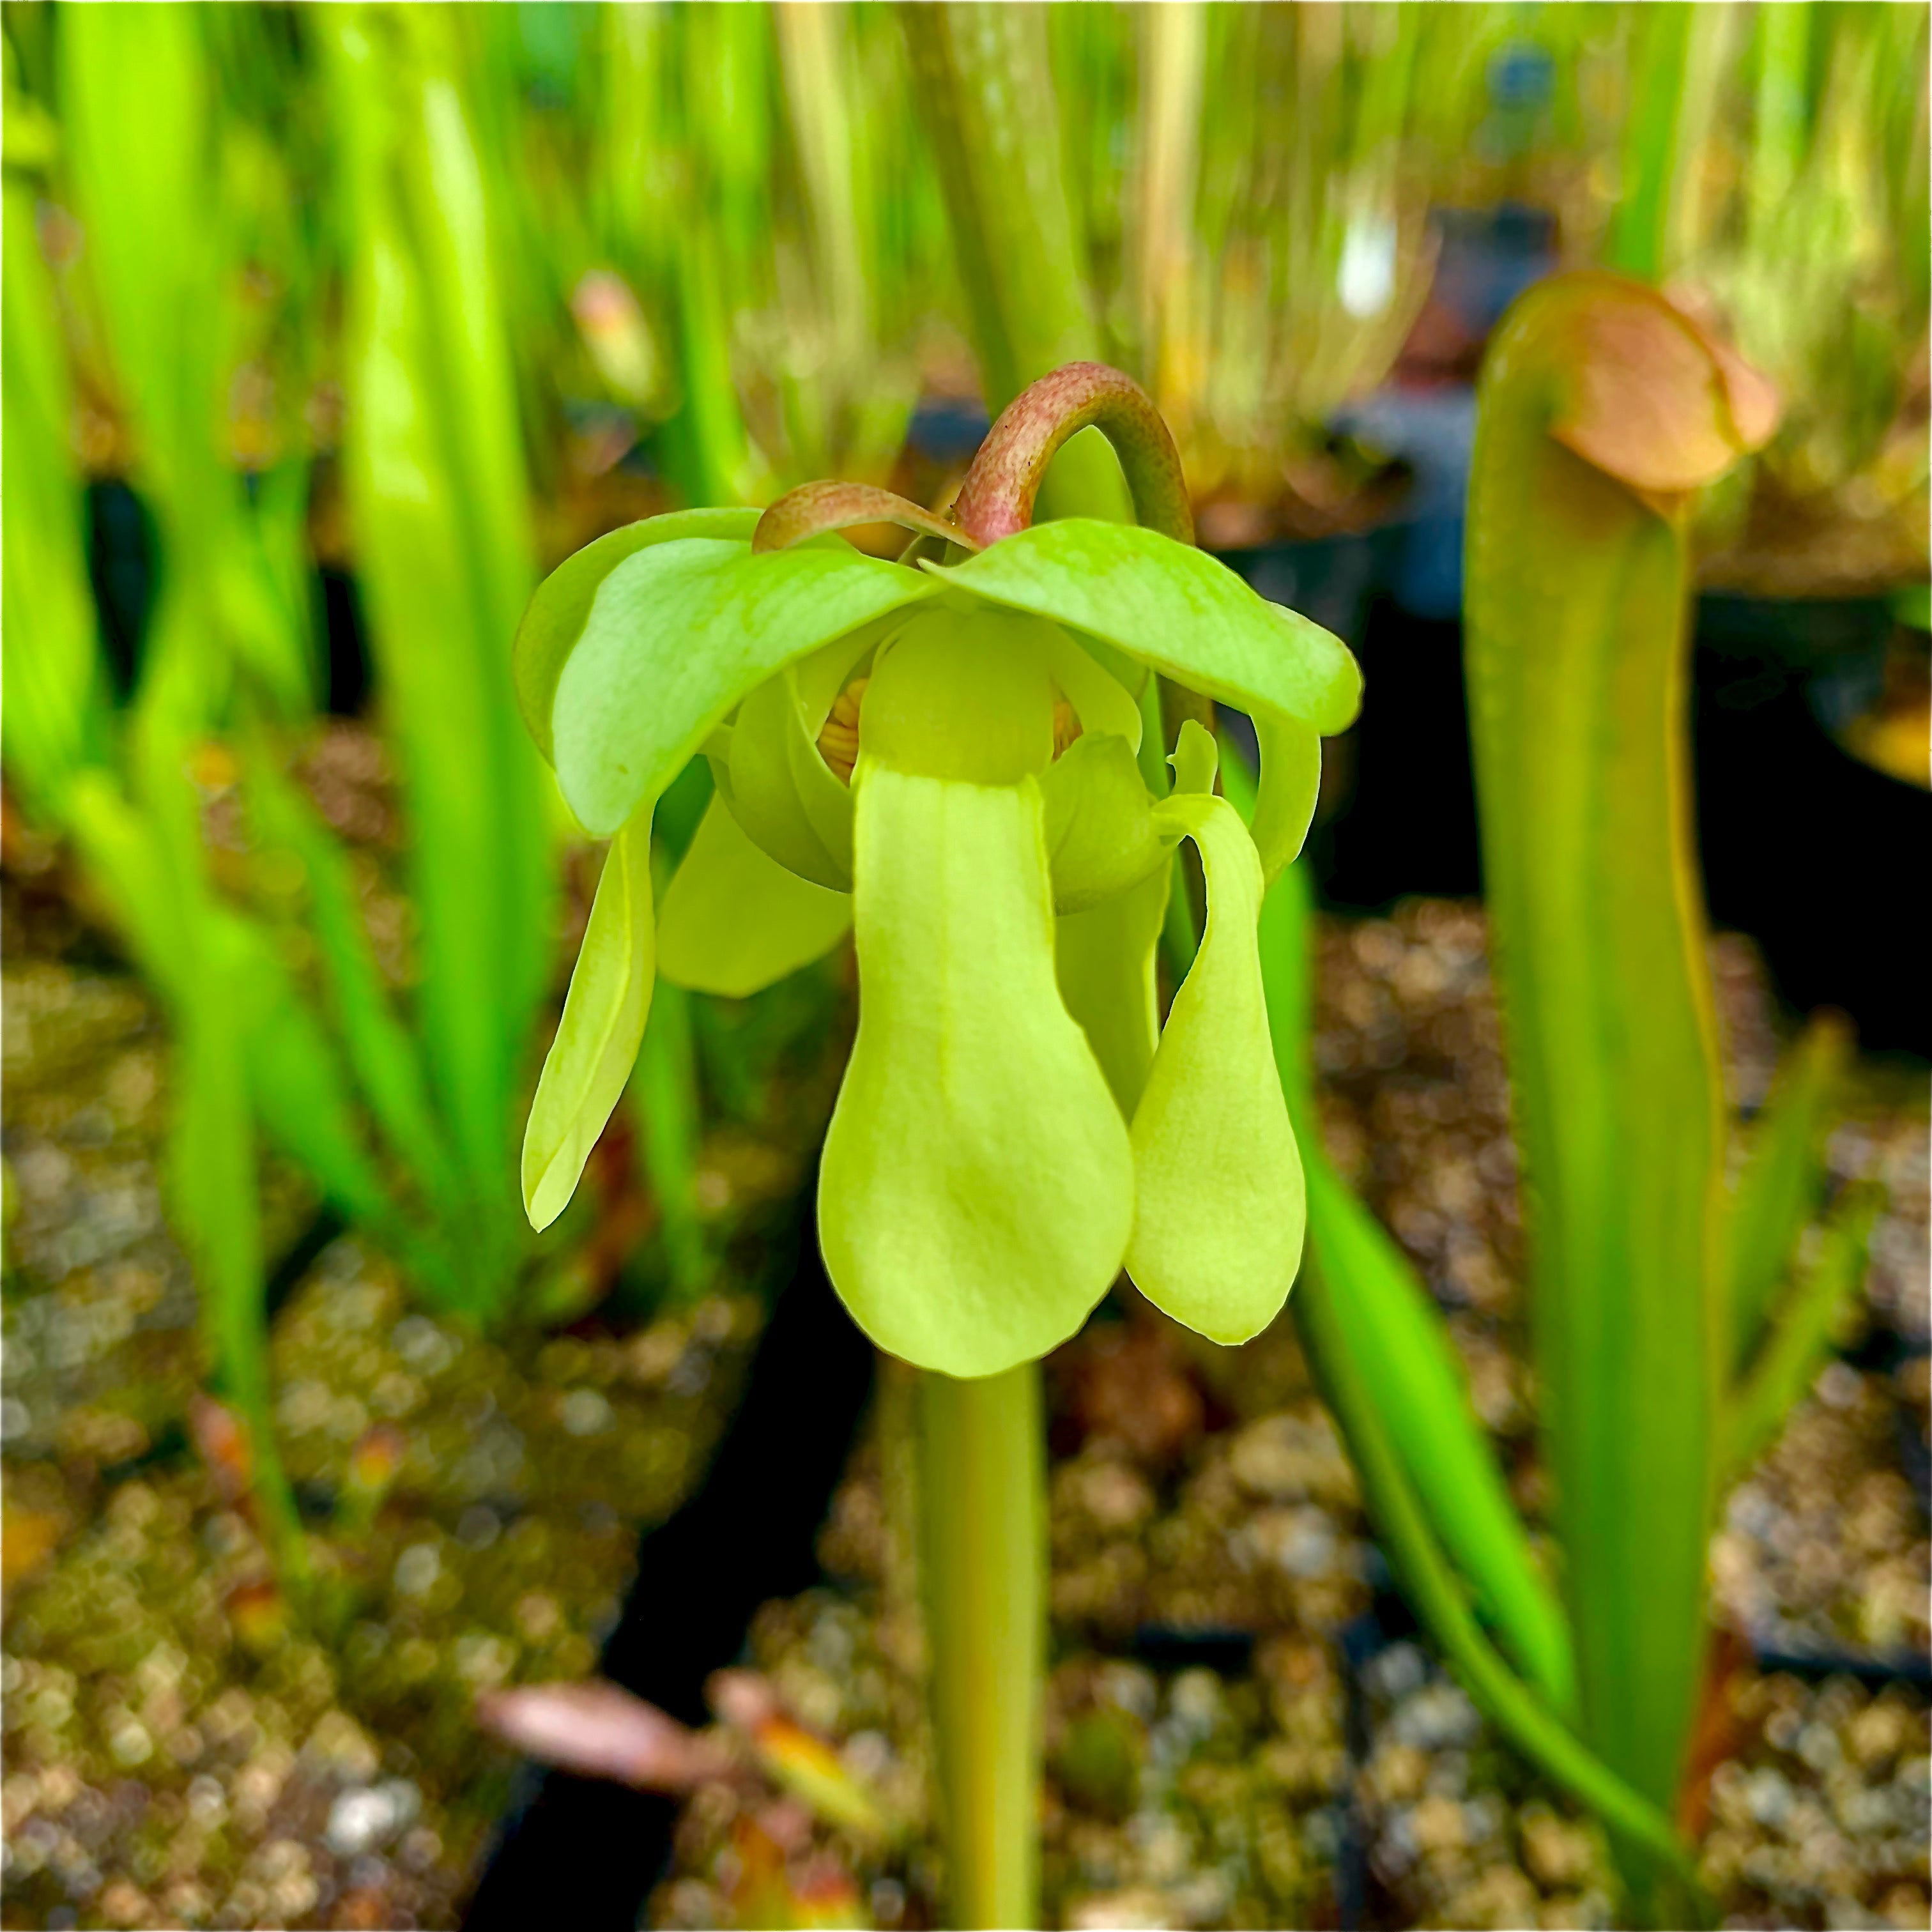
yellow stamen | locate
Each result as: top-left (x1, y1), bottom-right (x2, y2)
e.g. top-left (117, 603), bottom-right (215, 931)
top-left (816, 677), bottom-right (867, 784)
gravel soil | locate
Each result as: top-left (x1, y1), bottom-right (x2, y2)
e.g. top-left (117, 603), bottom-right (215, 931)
top-left (3, 854), bottom-right (1926, 1930)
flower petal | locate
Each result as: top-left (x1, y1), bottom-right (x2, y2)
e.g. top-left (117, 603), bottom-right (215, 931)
top-left (724, 667), bottom-right (855, 889)
top-left (818, 765), bottom-right (1134, 1377)
top-left (553, 539), bottom-right (939, 834)
top-left (1055, 862), bottom-right (1170, 1116)
top-left (1039, 732), bottom-right (1173, 913)
top-left (657, 793), bottom-right (851, 999)
top-left (522, 811), bottom-right (655, 1230)
top-left (1125, 792), bottom-right (1305, 1342)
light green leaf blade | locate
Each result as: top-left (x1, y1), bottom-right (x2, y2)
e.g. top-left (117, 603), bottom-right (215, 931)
top-left (3, 172), bottom-right (109, 807)
top-left (1228, 732), bottom-right (1577, 1715)
top-left (239, 741), bottom-right (461, 1221)
top-left (1126, 792), bottom-right (1304, 1343)
top-left (657, 794), bottom-right (852, 999)
top-left (1294, 1255), bottom-right (1698, 1899)
top-left (553, 539), bottom-right (939, 834)
top-left (325, 8), bottom-right (554, 1222)
top-left (514, 508), bottom-right (762, 761)
top-left (819, 765), bottom-right (1133, 1377)
top-left (1304, 1153), bottom-right (1577, 1710)
top-left (523, 814), bottom-right (656, 1231)
top-left (213, 910), bottom-right (405, 1246)
top-left (932, 519), bottom-right (1361, 732)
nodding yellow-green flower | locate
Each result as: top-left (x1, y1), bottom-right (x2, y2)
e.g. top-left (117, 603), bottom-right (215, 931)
top-left (516, 364), bottom-right (1361, 1378)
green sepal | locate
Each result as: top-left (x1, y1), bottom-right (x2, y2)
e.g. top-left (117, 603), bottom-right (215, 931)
top-left (1126, 792), bottom-right (1305, 1342)
top-left (818, 762), bottom-right (1134, 1377)
top-left (522, 809), bottom-right (656, 1230)
top-left (927, 521), bottom-right (1356, 879)
top-left (552, 537), bottom-right (938, 834)
top-left (514, 509), bottom-right (761, 762)
top-left (657, 793), bottom-right (852, 999)
top-left (930, 522), bottom-right (1359, 730)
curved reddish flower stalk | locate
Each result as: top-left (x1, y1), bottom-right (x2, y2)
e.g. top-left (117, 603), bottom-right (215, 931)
top-left (751, 480), bottom-right (978, 556)
top-left (953, 360), bottom-right (1194, 548)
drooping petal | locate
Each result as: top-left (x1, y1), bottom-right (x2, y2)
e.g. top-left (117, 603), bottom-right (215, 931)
top-left (818, 763), bottom-right (1135, 1377)
top-left (553, 538), bottom-right (939, 834)
top-left (1248, 714), bottom-right (1323, 881)
top-left (1055, 862), bottom-right (1170, 1116)
top-left (522, 811), bottom-right (655, 1230)
top-left (1038, 628), bottom-right (1144, 745)
top-left (657, 793), bottom-right (851, 998)
top-left (1125, 792), bottom-right (1305, 1342)
top-left (1039, 731), bottom-right (1173, 912)
top-left (724, 666), bottom-right (855, 889)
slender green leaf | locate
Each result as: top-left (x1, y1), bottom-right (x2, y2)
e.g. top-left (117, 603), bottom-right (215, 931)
top-left (1466, 275), bottom-right (1768, 1833)
top-left (325, 5), bottom-right (553, 1222)
top-left (1294, 1260), bottom-right (1703, 1911)
top-left (1724, 1015), bottom-right (1850, 1378)
top-left (1, 168), bottom-right (107, 804)
top-left (239, 742), bottom-right (462, 1223)
top-left (1228, 742), bottom-right (1577, 1715)
top-left (1722, 1188), bottom-right (1880, 1482)
top-left (167, 982), bottom-right (305, 1579)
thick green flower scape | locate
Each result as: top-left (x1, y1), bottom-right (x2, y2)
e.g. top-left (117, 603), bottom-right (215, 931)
top-left (514, 504), bottom-right (1361, 1378)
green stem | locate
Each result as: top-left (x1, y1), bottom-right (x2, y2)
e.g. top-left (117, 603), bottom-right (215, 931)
top-left (629, 978), bottom-right (708, 1303)
top-left (896, 1), bottom-right (1131, 527)
top-left (916, 1363), bottom-right (1045, 1930)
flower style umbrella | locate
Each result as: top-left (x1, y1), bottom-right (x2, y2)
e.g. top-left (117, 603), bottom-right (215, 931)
top-left (516, 362), bottom-right (1361, 1378)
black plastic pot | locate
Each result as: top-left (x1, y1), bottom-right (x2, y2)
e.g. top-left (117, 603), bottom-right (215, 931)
top-left (1692, 594), bottom-right (1927, 1056)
